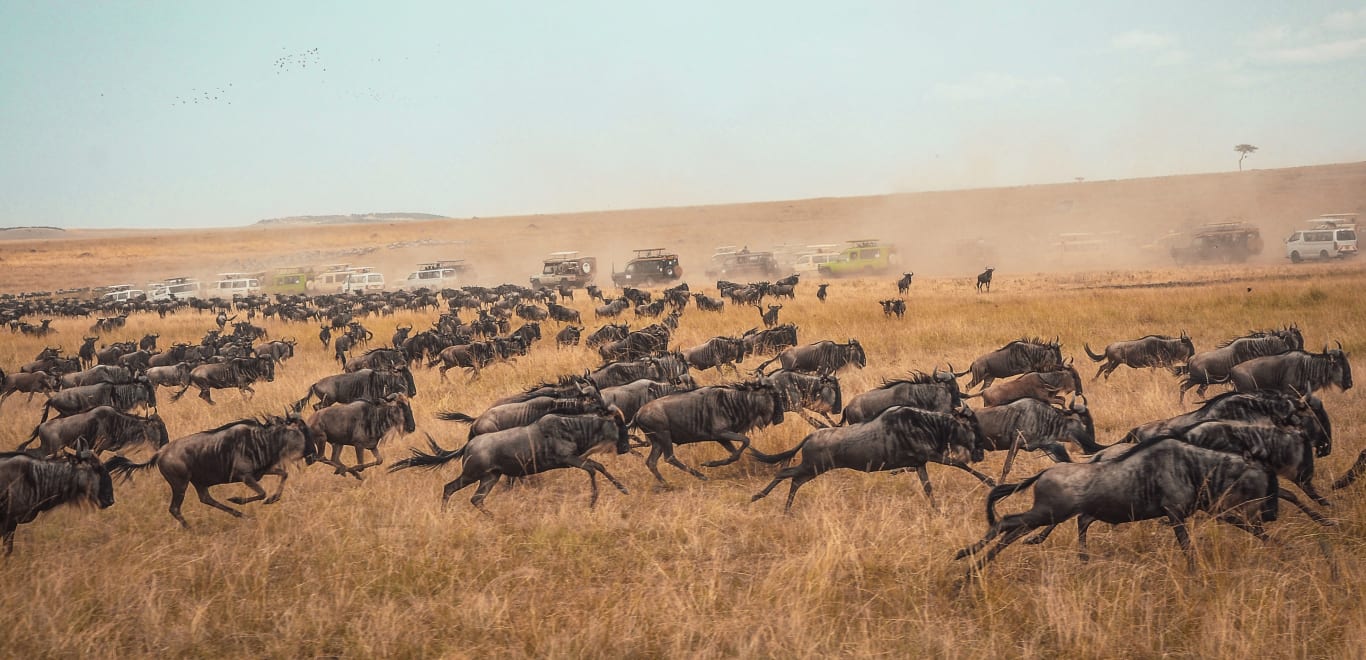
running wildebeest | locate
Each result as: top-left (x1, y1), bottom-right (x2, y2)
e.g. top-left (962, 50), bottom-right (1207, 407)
top-left (954, 438), bottom-right (1279, 572)
top-left (742, 324), bottom-right (799, 356)
top-left (840, 368), bottom-right (963, 424)
top-left (1123, 390), bottom-right (1330, 447)
top-left (555, 325), bottom-right (583, 348)
top-left (435, 396), bottom-right (611, 441)
top-left (106, 415), bottom-right (316, 527)
top-left (816, 283), bottom-right (828, 303)
top-left (753, 339), bottom-right (865, 376)
top-left (1229, 346), bottom-right (1352, 395)
top-left (489, 374), bottom-right (600, 407)
top-left (145, 363), bottom-right (195, 391)
top-left (976, 267), bottom-right (994, 293)
top-left (897, 272), bottom-right (914, 294)
top-left (594, 299), bottom-right (630, 319)
top-left (965, 364), bottom-right (1084, 408)
top-left (308, 394), bottom-right (415, 478)
top-left (693, 293), bottom-right (726, 312)
top-left (21, 406), bottom-right (169, 456)
top-left (974, 396), bottom-right (1101, 463)
top-left (429, 342), bottom-right (496, 380)
top-left (255, 339), bottom-right (297, 365)
top-left (762, 370), bottom-right (842, 428)
top-left (757, 304), bottom-right (782, 328)
top-left (60, 364), bottom-right (134, 389)
top-left (389, 411), bottom-right (631, 511)
top-left (37, 380), bottom-right (157, 424)
top-left (1173, 334), bottom-right (1295, 401)
top-left (345, 348), bottom-right (407, 373)
top-left (749, 405), bottom-right (992, 513)
top-left (0, 442), bottom-right (114, 555)
top-left (0, 369), bottom-right (60, 410)
top-left (170, 357), bottom-right (275, 405)
top-left (634, 382), bottom-right (786, 485)
top-left (681, 336), bottom-right (749, 376)
top-left (1084, 332), bottom-right (1195, 379)
top-left (588, 354), bottom-right (690, 389)
top-left (586, 322), bottom-right (630, 348)
top-left (600, 378), bottom-right (696, 424)
top-left (294, 367), bottom-right (417, 411)
top-left (957, 337), bottom-right (1064, 391)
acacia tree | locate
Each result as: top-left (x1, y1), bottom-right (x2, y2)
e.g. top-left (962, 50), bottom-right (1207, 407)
top-left (1234, 144), bottom-right (1258, 171)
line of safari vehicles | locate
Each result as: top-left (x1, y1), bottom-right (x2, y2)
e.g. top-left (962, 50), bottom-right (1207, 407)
top-left (1160, 214), bottom-right (1357, 265)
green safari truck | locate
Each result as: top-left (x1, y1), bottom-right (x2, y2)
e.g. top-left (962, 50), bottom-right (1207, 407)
top-left (818, 239), bottom-right (899, 277)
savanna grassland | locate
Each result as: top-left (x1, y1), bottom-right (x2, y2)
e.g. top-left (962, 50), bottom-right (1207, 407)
top-left (1, 256), bottom-right (1364, 658)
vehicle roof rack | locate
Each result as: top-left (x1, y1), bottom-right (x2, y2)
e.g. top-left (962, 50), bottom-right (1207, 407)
top-left (632, 248), bottom-right (668, 257)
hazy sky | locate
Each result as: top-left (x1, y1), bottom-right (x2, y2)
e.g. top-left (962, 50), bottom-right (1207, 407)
top-left (3, 2), bottom-right (1365, 228)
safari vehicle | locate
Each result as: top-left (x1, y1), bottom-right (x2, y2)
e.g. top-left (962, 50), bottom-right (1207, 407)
top-left (344, 267), bottom-right (385, 293)
top-left (530, 252), bottom-right (597, 288)
top-left (100, 285), bottom-right (145, 303)
top-left (1285, 214), bottom-right (1357, 262)
top-left (148, 277), bottom-right (202, 301)
top-left (705, 249), bottom-right (779, 278)
top-left (792, 244), bottom-right (840, 273)
top-left (818, 239), bottom-right (899, 277)
top-left (1169, 222), bottom-right (1263, 265)
top-left (402, 260), bottom-right (472, 290)
top-left (210, 273), bottom-right (263, 297)
top-left (611, 248), bottom-right (682, 287)
top-left (308, 264), bottom-right (359, 293)
top-left (264, 268), bottom-right (310, 296)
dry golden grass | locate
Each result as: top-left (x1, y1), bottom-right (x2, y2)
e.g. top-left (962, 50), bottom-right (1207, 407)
top-left (1, 261), bottom-right (1364, 658)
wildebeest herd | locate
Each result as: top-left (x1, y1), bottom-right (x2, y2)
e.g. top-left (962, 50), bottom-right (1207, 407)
top-left (0, 275), bottom-right (1357, 584)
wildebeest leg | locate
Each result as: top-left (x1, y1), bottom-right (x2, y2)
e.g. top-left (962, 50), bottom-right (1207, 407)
top-left (1000, 432), bottom-right (1023, 482)
top-left (914, 465), bottom-right (939, 511)
top-left (198, 387), bottom-right (215, 405)
top-left (262, 467), bottom-right (289, 504)
top-left (1023, 524), bottom-right (1059, 545)
top-left (1076, 515), bottom-right (1096, 562)
top-left (783, 472), bottom-right (817, 514)
top-left (703, 432), bottom-right (750, 467)
top-left (349, 446), bottom-right (383, 476)
top-left (967, 521), bottom-right (1039, 572)
top-left (323, 443), bottom-right (350, 476)
top-left (1216, 515), bottom-right (1269, 541)
top-left (580, 458), bottom-right (629, 496)
top-left (1277, 490), bottom-right (1335, 527)
top-left (469, 474), bottom-right (501, 516)
top-left (945, 461), bottom-right (996, 486)
top-left (194, 484), bottom-right (243, 518)
top-left (1332, 450), bottom-right (1366, 489)
top-left (1165, 509), bottom-right (1196, 571)
top-left (1040, 443), bottom-right (1071, 463)
top-left (1293, 478), bottom-right (1331, 508)
top-left (440, 472), bottom-right (481, 508)
top-left (167, 480), bottom-right (192, 527)
top-left (228, 474), bottom-right (270, 505)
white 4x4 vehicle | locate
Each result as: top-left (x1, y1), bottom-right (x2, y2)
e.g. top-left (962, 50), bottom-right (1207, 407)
top-left (1286, 215), bottom-right (1357, 262)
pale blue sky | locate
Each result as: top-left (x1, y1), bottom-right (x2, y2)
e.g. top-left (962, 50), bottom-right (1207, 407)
top-left (2, 2), bottom-right (1364, 228)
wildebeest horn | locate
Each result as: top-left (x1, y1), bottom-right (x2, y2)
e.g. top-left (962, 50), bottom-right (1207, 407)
top-left (1336, 340), bottom-right (1343, 351)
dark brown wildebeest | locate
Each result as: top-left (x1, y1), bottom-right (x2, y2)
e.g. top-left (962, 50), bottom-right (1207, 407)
top-left (107, 415), bottom-right (316, 526)
top-left (78, 336), bottom-right (99, 368)
top-left (547, 303), bottom-right (581, 324)
top-left (0, 369), bottom-right (60, 410)
top-left (896, 272), bottom-right (914, 294)
top-left (1123, 390), bottom-right (1330, 447)
top-left (601, 378), bottom-right (696, 424)
top-left (429, 342), bottom-right (496, 380)
top-left (597, 325), bottom-right (670, 361)
top-left (878, 299), bottom-right (906, 319)
top-left (435, 396), bottom-right (610, 441)
top-left (749, 405), bottom-right (992, 513)
top-left (742, 324), bottom-right (799, 358)
top-left (594, 298), bottom-right (630, 319)
top-left (816, 283), bottom-right (828, 303)
top-left (20, 354), bottom-right (80, 377)
top-left (390, 411), bottom-right (631, 511)
top-left (976, 267), bottom-right (994, 293)
top-left (1084, 332), bottom-right (1195, 379)
top-left (555, 325), bottom-right (583, 348)
top-left (37, 380), bottom-right (157, 423)
top-left (586, 285), bottom-right (606, 303)
top-left (762, 370), bottom-right (843, 428)
top-left (974, 397), bottom-right (1101, 463)
top-left (954, 438), bottom-right (1279, 572)
top-left (18, 319), bottom-right (56, 337)
top-left (145, 362), bottom-right (195, 390)
top-left (753, 339), bottom-right (865, 376)
top-left (344, 348), bottom-right (407, 373)
top-left (294, 367), bottom-right (416, 411)
top-left (254, 339), bottom-right (297, 365)
top-left (634, 382), bottom-right (786, 485)
top-left (116, 349), bottom-right (156, 374)
top-left (95, 341), bottom-right (136, 367)
top-left (756, 304), bottom-right (782, 328)
top-left (681, 336), bottom-right (749, 376)
top-left (0, 442), bottom-right (114, 555)
top-left (391, 324), bottom-right (413, 348)
top-left (1174, 335), bottom-right (1295, 401)
top-left (170, 357), bottom-right (275, 405)
top-left (138, 333), bottom-right (160, 351)
top-left (489, 374), bottom-right (600, 408)
top-left (965, 363), bottom-right (1084, 408)
top-left (21, 406), bottom-right (169, 456)
top-left (308, 394), bottom-right (415, 478)
top-left (588, 353), bottom-right (690, 389)
top-left (59, 364), bottom-right (134, 389)
top-left (586, 322), bottom-right (630, 348)
top-left (840, 368), bottom-right (963, 424)
top-left (1230, 346), bottom-right (1352, 396)
top-left (693, 293), bottom-right (725, 312)
top-left (957, 337), bottom-right (1064, 391)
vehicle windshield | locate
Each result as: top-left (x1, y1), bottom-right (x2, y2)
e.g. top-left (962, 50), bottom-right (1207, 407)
top-left (1339, 230), bottom-right (1356, 240)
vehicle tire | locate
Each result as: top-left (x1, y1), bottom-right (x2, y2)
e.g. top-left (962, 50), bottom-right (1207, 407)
top-left (1320, 250), bottom-right (1330, 260)
top-left (1290, 251), bottom-right (1302, 263)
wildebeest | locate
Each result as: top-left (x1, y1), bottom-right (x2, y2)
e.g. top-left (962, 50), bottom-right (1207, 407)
top-left (957, 337), bottom-right (1063, 391)
top-left (976, 267), bottom-right (994, 293)
top-left (0, 443), bottom-right (114, 555)
top-left (1083, 332), bottom-right (1195, 379)
top-left (294, 367), bottom-right (417, 411)
top-left (429, 342), bottom-right (496, 380)
top-left (391, 324), bottom-right (413, 348)
top-left (1173, 334), bottom-right (1295, 400)
top-left (693, 293), bottom-right (726, 312)
top-left (489, 374), bottom-right (600, 407)
top-left (145, 362), bottom-right (195, 390)
top-left (308, 394), bottom-right (415, 478)
top-left (753, 339), bottom-right (865, 376)
top-left (435, 396), bottom-right (610, 441)
top-left (816, 283), bottom-right (828, 303)
top-left (594, 298), bottom-right (630, 319)
top-left (1229, 346), bottom-right (1352, 395)
top-left (757, 304), bottom-right (782, 328)
top-left (37, 380), bottom-right (157, 423)
top-left (840, 369), bottom-right (963, 424)
top-left (588, 354), bottom-right (690, 389)
top-left (78, 336), bottom-right (99, 368)
top-left (0, 369), bottom-right (60, 410)
top-left (389, 411), bottom-right (631, 511)
top-left (547, 302), bottom-right (582, 324)
top-left (59, 364), bottom-right (134, 389)
top-left (897, 272), bottom-right (914, 294)
top-left (345, 348), bottom-right (407, 373)
top-left (21, 406), bottom-right (169, 456)
top-left (170, 357), bottom-right (275, 405)
top-left (749, 405), bottom-right (991, 513)
top-left (138, 333), bottom-right (160, 351)
top-left (106, 415), bottom-right (316, 527)
top-left (681, 336), bottom-right (749, 376)
top-left (742, 324), bottom-right (798, 356)
top-left (878, 299), bottom-right (906, 319)
top-left (254, 339), bottom-right (297, 365)
top-left (763, 370), bottom-right (842, 428)
top-left (597, 325), bottom-right (671, 361)
top-left (954, 438), bottom-right (1279, 571)
top-left (974, 397), bottom-right (1101, 463)
top-left (1123, 390), bottom-right (1331, 447)
top-left (634, 382), bottom-right (786, 485)
top-left (586, 322), bottom-right (630, 348)
top-left (965, 364), bottom-right (1083, 408)
top-left (600, 378), bottom-right (696, 424)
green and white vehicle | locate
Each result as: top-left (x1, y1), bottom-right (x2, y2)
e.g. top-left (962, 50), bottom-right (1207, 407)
top-left (817, 239), bottom-right (899, 277)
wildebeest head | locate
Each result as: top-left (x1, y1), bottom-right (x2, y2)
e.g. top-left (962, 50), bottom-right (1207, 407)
top-left (953, 404), bottom-right (987, 463)
top-left (67, 439), bottom-right (115, 510)
top-left (386, 393), bottom-right (417, 434)
top-left (1327, 342), bottom-right (1352, 391)
top-left (605, 406), bottom-right (631, 455)
top-left (258, 357), bottom-right (276, 383)
top-left (1179, 331), bottom-right (1196, 360)
top-left (143, 413), bottom-right (171, 449)
top-left (813, 374), bottom-right (843, 415)
top-left (280, 413), bottom-right (318, 465)
top-left (847, 339), bottom-right (866, 369)
top-left (398, 365), bottom-right (417, 396)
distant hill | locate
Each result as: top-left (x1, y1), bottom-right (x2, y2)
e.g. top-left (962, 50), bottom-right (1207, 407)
top-left (0, 226), bottom-right (66, 240)
top-left (255, 212), bottom-right (452, 226)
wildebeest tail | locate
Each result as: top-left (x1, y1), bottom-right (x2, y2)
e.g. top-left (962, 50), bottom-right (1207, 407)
top-left (1331, 449), bottom-right (1366, 490)
top-left (105, 454), bottom-right (159, 482)
top-left (752, 354), bottom-right (780, 376)
top-left (388, 433), bottom-right (465, 471)
top-left (17, 422), bottom-right (42, 449)
top-left (747, 436), bottom-right (811, 465)
top-left (1083, 343), bottom-right (1106, 362)
top-left (953, 366), bottom-right (971, 378)
top-left (434, 410), bottom-right (476, 423)
top-left (986, 473), bottom-right (1042, 526)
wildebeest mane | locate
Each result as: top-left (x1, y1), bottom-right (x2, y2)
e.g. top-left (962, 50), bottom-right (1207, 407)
top-left (878, 371), bottom-right (938, 388)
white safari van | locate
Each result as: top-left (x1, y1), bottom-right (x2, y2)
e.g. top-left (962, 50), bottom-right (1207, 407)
top-left (1286, 215), bottom-right (1358, 262)
top-left (791, 244), bottom-right (840, 273)
top-left (148, 277), bottom-right (202, 301)
top-left (344, 267), bottom-right (385, 292)
top-left (211, 273), bottom-right (262, 297)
